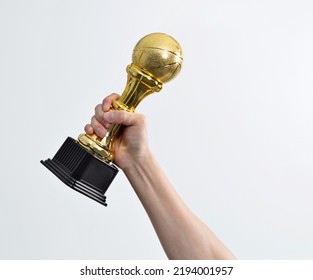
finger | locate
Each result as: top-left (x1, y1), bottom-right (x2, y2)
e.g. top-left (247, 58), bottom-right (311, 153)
top-left (95, 103), bottom-right (105, 122)
top-left (91, 116), bottom-right (107, 138)
top-left (103, 110), bottom-right (146, 127)
top-left (102, 93), bottom-right (120, 112)
top-left (95, 104), bottom-right (112, 129)
top-left (84, 124), bottom-right (94, 135)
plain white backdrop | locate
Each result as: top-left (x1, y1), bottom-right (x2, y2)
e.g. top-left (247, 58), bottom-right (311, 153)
top-left (0, 0), bottom-right (312, 259)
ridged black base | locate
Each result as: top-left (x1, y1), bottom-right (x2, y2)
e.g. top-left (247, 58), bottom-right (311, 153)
top-left (41, 137), bottom-right (119, 206)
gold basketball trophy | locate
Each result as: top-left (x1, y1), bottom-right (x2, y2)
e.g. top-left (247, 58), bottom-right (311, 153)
top-left (41, 33), bottom-right (183, 206)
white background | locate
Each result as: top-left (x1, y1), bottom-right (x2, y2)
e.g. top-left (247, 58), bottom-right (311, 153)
top-left (0, 0), bottom-right (312, 259)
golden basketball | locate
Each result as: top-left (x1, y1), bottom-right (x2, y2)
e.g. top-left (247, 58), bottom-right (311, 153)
top-left (132, 33), bottom-right (183, 83)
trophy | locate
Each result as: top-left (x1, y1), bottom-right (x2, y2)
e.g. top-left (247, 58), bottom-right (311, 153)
top-left (41, 33), bottom-right (183, 206)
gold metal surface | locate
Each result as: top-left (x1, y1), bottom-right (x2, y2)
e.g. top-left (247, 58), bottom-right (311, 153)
top-left (78, 33), bottom-right (183, 162)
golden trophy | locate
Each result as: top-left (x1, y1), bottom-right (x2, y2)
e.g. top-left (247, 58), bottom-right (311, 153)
top-left (41, 33), bottom-right (183, 206)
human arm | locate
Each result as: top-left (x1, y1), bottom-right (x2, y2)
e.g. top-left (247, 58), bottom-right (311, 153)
top-left (85, 93), bottom-right (236, 260)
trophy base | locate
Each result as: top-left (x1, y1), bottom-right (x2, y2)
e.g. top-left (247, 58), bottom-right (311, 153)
top-left (41, 137), bottom-right (119, 206)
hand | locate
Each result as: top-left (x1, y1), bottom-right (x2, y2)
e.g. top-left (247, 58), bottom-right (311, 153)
top-left (84, 93), bottom-right (151, 171)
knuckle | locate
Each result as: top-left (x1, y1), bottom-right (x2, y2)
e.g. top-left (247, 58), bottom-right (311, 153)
top-left (137, 113), bottom-right (147, 125)
top-left (91, 115), bottom-right (97, 125)
top-left (84, 124), bottom-right (91, 132)
top-left (121, 110), bottom-right (128, 122)
top-left (116, 110), bottom-right (126, 123)
top-left (95, 104), bottom-right (101, 112)
top-left (102, 93), bottom-right (114, 103)
top-left (102, 96), bottom-right (109, 104)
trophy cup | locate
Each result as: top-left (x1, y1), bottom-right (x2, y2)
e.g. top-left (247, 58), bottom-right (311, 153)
top-left (41, 33), bottom-right (183, 206)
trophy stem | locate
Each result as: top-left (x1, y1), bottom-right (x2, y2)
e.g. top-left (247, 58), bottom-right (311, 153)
top-left (78, 64), bottom-right (162, 162)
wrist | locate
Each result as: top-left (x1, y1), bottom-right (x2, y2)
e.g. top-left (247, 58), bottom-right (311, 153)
top-left (120, 148), bottom-right (154, 174)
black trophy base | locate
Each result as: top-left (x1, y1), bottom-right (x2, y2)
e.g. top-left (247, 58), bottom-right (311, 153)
top-left (41, 137), bottom-right (119, 206)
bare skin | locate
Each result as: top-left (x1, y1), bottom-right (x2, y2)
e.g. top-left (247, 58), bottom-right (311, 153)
top-left (85, 93), bottom-right (235, 260)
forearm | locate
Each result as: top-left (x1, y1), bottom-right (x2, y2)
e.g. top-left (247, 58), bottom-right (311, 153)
top-left (123, 151), bottom-right (235, 260)
top-left (86, 96), bottom-right (235, 259)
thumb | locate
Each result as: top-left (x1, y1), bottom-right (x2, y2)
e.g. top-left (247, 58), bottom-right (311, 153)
top-left (104, 110), bottom-right (145, 127)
